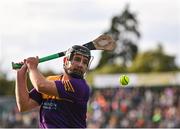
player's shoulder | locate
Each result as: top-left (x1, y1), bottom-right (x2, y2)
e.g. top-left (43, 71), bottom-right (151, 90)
top-left (46, 74), bottom-right (63, 81)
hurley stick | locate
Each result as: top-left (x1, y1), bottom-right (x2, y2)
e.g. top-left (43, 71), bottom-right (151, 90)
top-left (12, 34), bottom-right (116, 69)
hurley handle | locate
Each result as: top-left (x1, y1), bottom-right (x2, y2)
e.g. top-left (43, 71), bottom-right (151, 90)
top-left (12, 51), bottom-right (65, 69)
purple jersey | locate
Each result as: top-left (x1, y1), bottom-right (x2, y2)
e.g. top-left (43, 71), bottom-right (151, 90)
top-left (29, 75), bottom-right (90, 128)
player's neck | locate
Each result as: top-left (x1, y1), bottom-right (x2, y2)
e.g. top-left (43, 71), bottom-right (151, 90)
top-left (62, 73), bottom-right (71, 81)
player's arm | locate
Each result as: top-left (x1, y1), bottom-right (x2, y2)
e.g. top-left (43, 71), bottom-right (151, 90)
top-left (15, 62), bottom-right (39, 112)
top-left (26, 57), bottom-right (59, 97)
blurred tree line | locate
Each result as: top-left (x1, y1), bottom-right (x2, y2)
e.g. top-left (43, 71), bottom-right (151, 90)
top-left (0, 71), bottom-right (56, 96)
top-left (0, 4), bottom-right (179, 96)
top-left (95, 4), bottom-right (178, 73)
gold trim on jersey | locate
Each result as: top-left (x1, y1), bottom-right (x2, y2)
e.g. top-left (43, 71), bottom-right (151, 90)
top-left (62, 80), bottom-right (75, 93)
top-left (42, 94), bottom-right (73, 103)
top-left (41, 75), bottom-right (74, 102)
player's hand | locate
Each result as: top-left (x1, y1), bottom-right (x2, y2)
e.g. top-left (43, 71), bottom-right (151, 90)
top-left (26, 56), bottom-right (39, 70)
top-left (16, 59), bottom-right (28, 75)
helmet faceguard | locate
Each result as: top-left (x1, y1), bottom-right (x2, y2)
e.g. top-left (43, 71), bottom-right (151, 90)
top-left (63, 45), bottom-right (91, 79)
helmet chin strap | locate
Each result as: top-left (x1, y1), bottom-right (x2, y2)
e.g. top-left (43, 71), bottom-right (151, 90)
top-left (69, 72), bottom-right (84, 79)
top-left (64, 61), bottom-right (84, 79)
top-left (64, 68), bottom-right (84, 79)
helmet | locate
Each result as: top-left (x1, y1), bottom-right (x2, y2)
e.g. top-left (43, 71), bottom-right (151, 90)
top-left (66, 45), bottom-right (91, 60)
top-left (64, 45), bottom-right (91, 79)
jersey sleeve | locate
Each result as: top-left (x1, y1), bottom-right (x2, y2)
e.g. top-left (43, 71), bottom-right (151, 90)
top-left (29, 88), bottom-right (42, 105)
top-left (55, 78), bottom-right (90, 102)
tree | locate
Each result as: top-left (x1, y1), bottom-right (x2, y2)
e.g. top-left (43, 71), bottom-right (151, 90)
top-left (97, 4), bottom-right (140, 68)
top-left (0, 70), bottom-right (56, 96)
top-left (129, 44), bottom-right (178, 72)
top-left (0, 78), bottom-right (14, 96)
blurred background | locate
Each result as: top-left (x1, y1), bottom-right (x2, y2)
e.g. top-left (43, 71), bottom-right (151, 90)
top-left (0, 0), bottom-right (179, 128)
